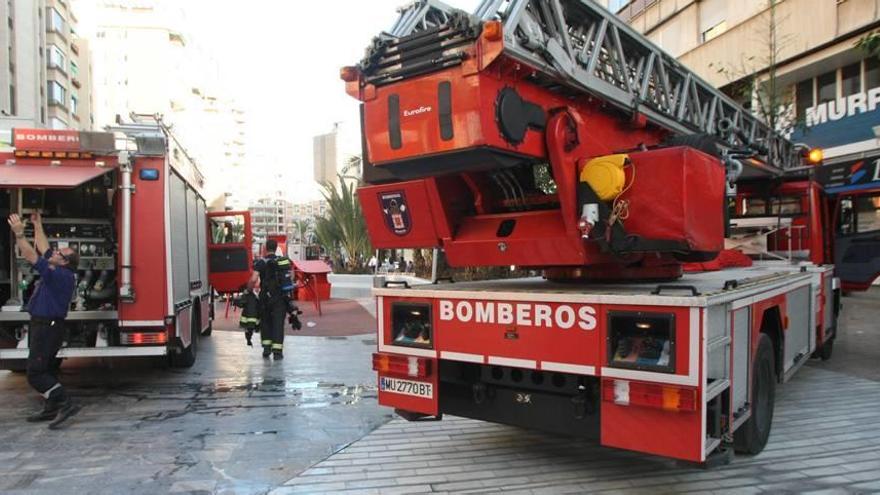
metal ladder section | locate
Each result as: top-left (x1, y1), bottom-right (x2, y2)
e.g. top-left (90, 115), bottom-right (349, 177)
top-left (382, 0), bottom-right (802, 175)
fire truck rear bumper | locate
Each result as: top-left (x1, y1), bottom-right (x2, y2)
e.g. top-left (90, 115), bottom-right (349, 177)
top-left (0, 346), bottom-right (167, 359)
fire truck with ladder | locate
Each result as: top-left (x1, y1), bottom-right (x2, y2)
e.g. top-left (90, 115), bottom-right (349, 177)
top-left (342, 0), bottom-right (842, 464)
top-left (0, 116), bottom-right (253, 370)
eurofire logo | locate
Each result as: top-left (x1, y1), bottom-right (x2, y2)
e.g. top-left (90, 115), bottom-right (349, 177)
top-left (403, 106), bottom-right (432, 117)
top-left (439, 300), bottom-right (597, 331)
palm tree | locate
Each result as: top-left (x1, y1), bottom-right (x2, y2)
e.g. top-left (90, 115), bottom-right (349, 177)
top-left (293, 218), bottom-right (312, 245)
top-left (315, 172), bottom-right (372, 272)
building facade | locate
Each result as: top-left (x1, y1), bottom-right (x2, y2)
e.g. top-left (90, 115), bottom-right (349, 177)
top-left (72, 0), bottom-right (247, 207)
top-left (312, 121), bottom-right (361, 188)
top-left (619, 0), bottom-right (880, 168)
top-left (0, 0), bottom-right (93, 131)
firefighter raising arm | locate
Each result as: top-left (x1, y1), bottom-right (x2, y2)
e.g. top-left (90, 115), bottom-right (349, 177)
top-left (8, 214), bottom-right (38, 265)
top-left (31, 212), bottom-right (49, 255)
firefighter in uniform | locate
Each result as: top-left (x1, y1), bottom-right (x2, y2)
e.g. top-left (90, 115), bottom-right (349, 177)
top-left (249, 239), bottom-right (293, 359)
top-left (8, 213), bottom-right (81, 429)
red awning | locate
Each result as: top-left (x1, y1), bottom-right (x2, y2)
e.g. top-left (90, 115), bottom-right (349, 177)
top-left (0, 163), bottom-right (117, 188)
top-left (293, 260), bottom-right (332, 274)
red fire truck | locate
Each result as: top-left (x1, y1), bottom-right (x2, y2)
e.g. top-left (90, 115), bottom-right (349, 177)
top-left (0, 119), bottom-right (249, 369)
top-left (343, 0), bottom-right (840, 464)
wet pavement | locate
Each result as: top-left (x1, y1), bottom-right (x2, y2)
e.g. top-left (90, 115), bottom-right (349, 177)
top-left (0, 311), bottom-right (389, 495)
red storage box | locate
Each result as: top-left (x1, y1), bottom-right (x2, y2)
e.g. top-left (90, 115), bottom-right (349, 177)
top-left (358, 179), bottom-right (443, 248)
top-left (621, 147), bottom-right (725, 254)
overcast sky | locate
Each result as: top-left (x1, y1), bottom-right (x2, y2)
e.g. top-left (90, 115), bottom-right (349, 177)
top-left (186, 0), bottom-right (474, 200)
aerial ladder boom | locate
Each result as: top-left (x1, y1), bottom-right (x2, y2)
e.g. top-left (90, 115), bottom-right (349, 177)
top-left (364, 0), bottom-right (801, 176)
top-left (344, 0), bottom-right (808, 279)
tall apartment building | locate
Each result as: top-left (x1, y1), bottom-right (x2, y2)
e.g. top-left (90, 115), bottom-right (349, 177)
top-left (0, 0), bottom-right (93, 131)
top-left (248, 196), bottom-right (295, 242)
top-left (619, 0), bottom-right (880, 167)
top-left (72, 0), bottom-right (247, 207)
top-left (313, 121), bottom-right (361, 188)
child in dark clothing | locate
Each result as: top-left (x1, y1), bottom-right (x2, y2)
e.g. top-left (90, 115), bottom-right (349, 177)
top-left (234, 290), bottom-right (261, 346)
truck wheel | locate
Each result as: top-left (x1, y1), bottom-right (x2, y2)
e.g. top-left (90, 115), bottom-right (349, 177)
top-left (170, 314), bottom-right (198, 368)
top-left (734, 333), bottom-right (776, 455)
top-left (818, 337), bottom-right (834, 361)
top-left (202, 320), bottom-right (212, 337)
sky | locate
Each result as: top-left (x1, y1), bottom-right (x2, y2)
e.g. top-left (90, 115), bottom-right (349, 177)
top-left (183, 0), bottom-right (474, 201)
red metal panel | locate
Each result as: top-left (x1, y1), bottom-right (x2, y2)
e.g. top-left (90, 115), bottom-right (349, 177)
top-left (377, 296), bottom-right (439, 415)
top-left (434, 296), bottom-right (600, 367)
top-left (600, 391), bottom-right (703, 461)
top-left (0, 163), bottom-right (117, 188)
top-left (118, 157), bottom-right (168, 322)
top-left (359, 180), bottom-right (442, 248)
top-left (443, 211), bottom-right (588, 267)
top-left (599, 306), bottom-right (702, 461)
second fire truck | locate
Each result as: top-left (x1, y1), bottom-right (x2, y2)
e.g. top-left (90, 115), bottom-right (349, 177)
top-left (0, 118), bottom-right (252, 369)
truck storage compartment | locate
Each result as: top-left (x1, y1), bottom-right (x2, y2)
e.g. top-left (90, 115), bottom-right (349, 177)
top-left (621, 147), bottom-right (726, 256)
top-left (359, 179), bottom-right (443, 248)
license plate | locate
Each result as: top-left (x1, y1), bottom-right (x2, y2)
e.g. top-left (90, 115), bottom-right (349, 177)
top-left (379, 376), bottom-right (433, 399)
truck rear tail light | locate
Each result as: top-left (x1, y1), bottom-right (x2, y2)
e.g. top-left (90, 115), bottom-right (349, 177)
top-left (373, 353), bottom-right (432, 378)
top-left (120, 331), bottom-right (168, 346)
top-left (602, 378), bottom-right (696, 412)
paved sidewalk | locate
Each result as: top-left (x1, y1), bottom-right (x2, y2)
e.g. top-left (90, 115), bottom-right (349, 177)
top-left (274, 364), bottom-right (880, 494)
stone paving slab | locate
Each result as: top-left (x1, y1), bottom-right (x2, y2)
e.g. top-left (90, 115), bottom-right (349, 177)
top-left (275, 364), bottom-right (880, 494)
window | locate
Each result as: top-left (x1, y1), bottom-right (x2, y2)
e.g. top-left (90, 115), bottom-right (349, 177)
top-left (855, 195), bottom-right (880, 233)
top-left (47, 7), bottom-right (65, 35)
top-left (842, 62), bottom-right (861, 97)
top-left (796, 79), bottom-right (814, 118)
top-left (8, 84), bottom-right (14, 115)
top-left (702, 21), bottom-right (727, 42)
top-left (49, 116), bottom-right (67, 129)
top-left (866, 57), bottom-right (880, 90)
top-left (70, 93), bottom-right (78, 114)
top-left (47, 44), bottom-right (65, 71)
top-left (47, 80), bottom-right (66, 106)
top-left (70, 60), bottom-right (78, 77)
top-left (817, 70), bottom-right (836, 104)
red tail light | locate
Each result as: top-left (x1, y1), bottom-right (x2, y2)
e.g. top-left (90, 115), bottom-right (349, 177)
top-left (120, 331), bottom-right (168, 346)
top-left (601, 378), bottom-right (696, 412)
top-left (372, 353), bottom-right (433, 378)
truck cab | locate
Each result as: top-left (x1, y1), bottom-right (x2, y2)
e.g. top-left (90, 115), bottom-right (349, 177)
top-left (733, 176), bottom-right (880, 291)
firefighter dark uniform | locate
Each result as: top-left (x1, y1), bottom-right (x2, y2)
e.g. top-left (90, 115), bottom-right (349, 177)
top-left (236, 289), bottom-right (261, 346)
top-left (254, 254), bottom-right (293, 359)
top-left (26, 249), bottom-right (79, 426)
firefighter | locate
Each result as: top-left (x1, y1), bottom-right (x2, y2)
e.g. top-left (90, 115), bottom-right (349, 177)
top-left (7, 213), bottom-right (81, 429)
top-left (249, 239), bottom-right (293, 359)
top-left (234, 289), bottom-right (261, 346)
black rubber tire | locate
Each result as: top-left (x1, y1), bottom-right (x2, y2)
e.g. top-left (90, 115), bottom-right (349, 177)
top-left (734, 333), bottom-right (776, 455)
top-left (170, 312), bottom-right (198, 368)
top-left (201, 320), bottom-right (213, 337)
top-left (819, 337), bottom-right (834, 361)
top-left (663, 134), bottom-right (721, 158)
